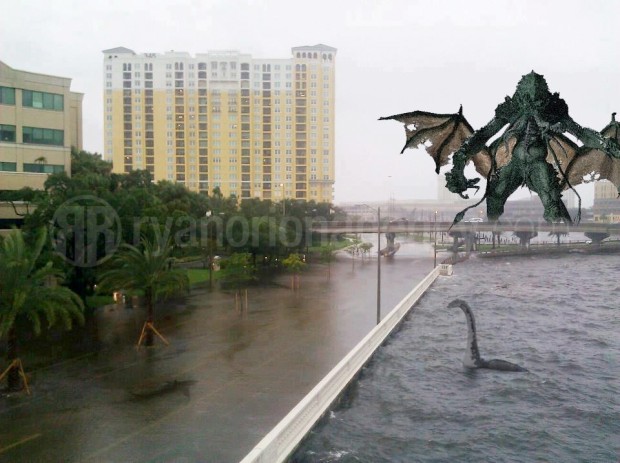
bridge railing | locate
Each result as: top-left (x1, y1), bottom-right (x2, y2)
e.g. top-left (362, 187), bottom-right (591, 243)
top-left (311, 219), bottom-right (620, 235)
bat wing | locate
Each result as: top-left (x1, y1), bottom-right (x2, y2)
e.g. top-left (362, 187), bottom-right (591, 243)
top-left (486, 136), bottom-right (517, 174)
top-left (594, 115), bottom-right (620, 192)
top-left (562, 149), bottom-right (620, 192)
top-left (548, 117), bottom-right (620, 192)
top-left (380, 107), bottom-right (491, 174)
top-left (545, 133), bottom-right (581, 189)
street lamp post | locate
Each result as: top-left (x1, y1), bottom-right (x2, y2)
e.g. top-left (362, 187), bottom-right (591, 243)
top-left (433, 210), bottom-right (438, 268)
top-left (357, 204), bottom-right (381, 324)
top-left (205, 210), bottom-right (226, 289)
top-left (205, 211), bottom-right (214, 289)
top-left (377, 206), bottom-right (381, 325)
top-left (279, 183), bottom-right (286, 215)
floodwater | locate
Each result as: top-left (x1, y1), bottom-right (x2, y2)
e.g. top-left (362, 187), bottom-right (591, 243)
top-left (0, 241), bottom-right (434, 462)
top-left (293, 253), bottom-right (620, 462)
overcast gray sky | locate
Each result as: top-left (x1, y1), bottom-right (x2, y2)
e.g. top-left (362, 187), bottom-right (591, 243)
top-left (2, 0), bottom-right (619, 205)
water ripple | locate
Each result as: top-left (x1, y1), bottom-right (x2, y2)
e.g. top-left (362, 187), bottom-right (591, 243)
top-left (294, 254), bottom-right (620, 462)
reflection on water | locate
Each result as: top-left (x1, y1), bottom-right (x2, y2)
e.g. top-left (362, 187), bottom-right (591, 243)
top-left (293, 254), bottom-right (620, 463)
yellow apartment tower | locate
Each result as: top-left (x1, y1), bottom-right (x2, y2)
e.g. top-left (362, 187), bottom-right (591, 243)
top-left (103, 45), bottom-right (336, 201)
top-left (0, 61), bottom-right (83, 191)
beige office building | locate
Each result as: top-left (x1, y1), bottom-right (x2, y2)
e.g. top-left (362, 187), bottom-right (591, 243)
top-left (593, 180), bottom-right (620, 222)
top-left (0, 61), bottom-right (83, 190)
top-left (594, 179), bottom-right (617, 200)
top-left (103, 45), bottom-right (336, 201)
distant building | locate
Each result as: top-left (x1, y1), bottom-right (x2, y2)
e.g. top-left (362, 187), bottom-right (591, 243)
top-left (593, 180), bottom-right (620, 222)
top-left (338, 190), bottom-right (596, 224)
top-left (594, 179), bottom-right (617, 200)
top-left (562, 188), bottom-right (577, 209)
top-left (102, 45), bottom-right (336, 202)
top-left (0, 60), bottom-right (83, 191)
top-left (338, 198), bottom-right (484, 223)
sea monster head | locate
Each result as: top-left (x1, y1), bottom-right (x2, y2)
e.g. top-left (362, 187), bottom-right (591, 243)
top-left (447, 299), bottom-right (466, 309)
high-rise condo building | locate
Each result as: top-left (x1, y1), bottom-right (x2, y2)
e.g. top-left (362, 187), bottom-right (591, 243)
top-left (0, 61), bottom-right (83, 191)
top-left (102, 45), bottom-right (336, 202)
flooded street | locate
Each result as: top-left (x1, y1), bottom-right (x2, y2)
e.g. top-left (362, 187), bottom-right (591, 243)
top-left (0, 242), bottom-right (434, 462)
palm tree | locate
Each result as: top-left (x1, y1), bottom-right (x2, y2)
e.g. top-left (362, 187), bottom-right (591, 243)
top-left (220, 252), bottom-right (255, 313)
top-left (548, 231), bottom-right (568, 246)
top-left (98, 237), bottom-right (189, 347)
top-left (282, 253), bottom-right (306, 290)
top-left (0, 228), bottom-right (84, 391)
top-left (319, 243), bottom-right (336, 279)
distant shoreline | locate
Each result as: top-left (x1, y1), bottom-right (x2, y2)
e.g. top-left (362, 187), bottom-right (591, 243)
top-left (475, 242), bottom-right (620, 259)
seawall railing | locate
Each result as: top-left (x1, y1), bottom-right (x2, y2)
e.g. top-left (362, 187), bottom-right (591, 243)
top-left (240, 265), bottom-right (446, 463)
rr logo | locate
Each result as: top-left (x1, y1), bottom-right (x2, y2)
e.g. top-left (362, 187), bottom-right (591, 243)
top-left (50, 195), bottom-right (122, 268)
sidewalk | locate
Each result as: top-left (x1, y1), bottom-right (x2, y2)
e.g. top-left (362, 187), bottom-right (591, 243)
top-left (0, 253), bottom-right (434, 462)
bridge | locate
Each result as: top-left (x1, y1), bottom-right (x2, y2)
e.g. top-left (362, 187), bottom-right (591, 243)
top-left (310, 220), bottom-right (620, 235)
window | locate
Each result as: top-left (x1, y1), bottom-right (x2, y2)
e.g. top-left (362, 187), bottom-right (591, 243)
top-left (23, 163), bottom-right (64, 174)
top-left (0, 124), bottom-right (16, 142)
top-left (0, 162), bottom-right (17, 171)
top-left (0, 87), bottom-right (16, 105)
top-left (22, 127), bottom-right (64, 146)
top-left (22, 90), bottom-right (64, 111)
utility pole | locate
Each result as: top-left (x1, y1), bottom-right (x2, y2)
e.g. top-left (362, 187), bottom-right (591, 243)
top-left (377, 206), bottom-right (381, 325)
top-left (434, 210), bottom-right (438, 268)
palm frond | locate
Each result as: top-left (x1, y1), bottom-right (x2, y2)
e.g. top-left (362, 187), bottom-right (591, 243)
top-left (98, 237), bottom-right (188, 303)
top-left (0, 228), bottom-right (84, 340)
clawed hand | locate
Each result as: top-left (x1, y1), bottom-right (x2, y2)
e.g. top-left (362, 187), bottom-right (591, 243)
top-left (446, 171), bottom-right (480, 199)
top-left (605, 138), bottom-right (620, 158)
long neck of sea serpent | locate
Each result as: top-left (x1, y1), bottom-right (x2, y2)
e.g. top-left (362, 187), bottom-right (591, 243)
top-left (462, 304), bottom-right (482, 365)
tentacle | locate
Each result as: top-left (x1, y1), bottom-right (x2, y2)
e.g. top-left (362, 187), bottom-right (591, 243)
top-left (449, 187), bottom-right (490, 230)
top-left (448, 150), bottom-right (497, 230)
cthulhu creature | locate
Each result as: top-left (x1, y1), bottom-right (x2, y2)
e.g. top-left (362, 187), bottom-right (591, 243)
top-left (381, 71), bottom-right (620, 224)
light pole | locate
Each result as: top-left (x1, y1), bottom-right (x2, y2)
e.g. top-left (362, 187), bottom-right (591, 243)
top-left (434, 210), bottom-right (438, 268)
top-left (279, 183), bottom-right (286, 215)
top-left (377, 206), bottom-right (381, 324)
top-left (387, 175), bottom-right (393, 221)
top-left (358, 204), bottom-right (381, 324)
top-left (205, 211), bottom-right (214, 288)
top-left (205, 210), bottom-right (225, 289)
